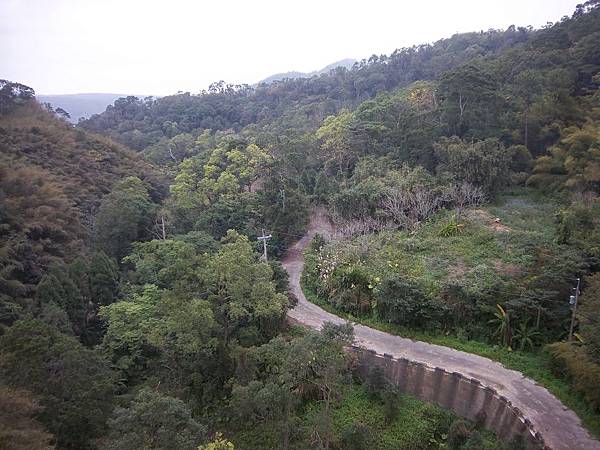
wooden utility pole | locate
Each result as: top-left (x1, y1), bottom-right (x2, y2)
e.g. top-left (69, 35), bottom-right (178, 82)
top-left (257, 229), bottom-right (272, 261)
top-left (568, 277), bottom-right (581, 341)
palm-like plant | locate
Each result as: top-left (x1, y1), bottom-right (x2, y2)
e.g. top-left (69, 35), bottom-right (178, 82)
top-left (489, 304), bottom-right (512, 348)
top-left (513, 319), bottom-right (541, 351)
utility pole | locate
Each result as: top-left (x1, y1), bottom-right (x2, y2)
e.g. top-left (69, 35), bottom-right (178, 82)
top-left (257, 229), bottom-right (272, 261)
top-left (568, 277), bottom-right (581, 341)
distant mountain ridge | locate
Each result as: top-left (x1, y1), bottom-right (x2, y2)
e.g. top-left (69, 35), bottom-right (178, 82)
top-left (37, 93), bottom-right (130, 123)
top-left (37, 59), bottom-right (357, 121)
top-left (257, 58), bottom-right (357, 85)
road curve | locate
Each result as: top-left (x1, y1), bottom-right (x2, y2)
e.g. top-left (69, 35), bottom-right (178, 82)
top-left (281, 209), bottom-right (600, 450)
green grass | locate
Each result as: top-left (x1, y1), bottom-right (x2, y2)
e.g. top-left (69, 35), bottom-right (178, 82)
top-left (302, 281), bottom-right (600, 439)
top-left (229, 383), bottom-right (499, 450)
top-left (308, 190), bottom-right (565, 308)
top-left (330, 384), bottom-right (498, 450)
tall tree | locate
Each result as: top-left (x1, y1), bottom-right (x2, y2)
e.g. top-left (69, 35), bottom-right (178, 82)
top-left (101, 389), bottom-right (206, 450)
top-left (434, 137), bottom-right (512, 196)
top-left (94, 177), bottom-right (155, 261)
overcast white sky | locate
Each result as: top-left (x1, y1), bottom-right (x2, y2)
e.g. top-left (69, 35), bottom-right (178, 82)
top-left (0, 0), bottom-right (582, 96)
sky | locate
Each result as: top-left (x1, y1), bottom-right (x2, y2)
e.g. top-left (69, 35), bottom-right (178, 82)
top-left (0, 0), bottom-right (583, 96)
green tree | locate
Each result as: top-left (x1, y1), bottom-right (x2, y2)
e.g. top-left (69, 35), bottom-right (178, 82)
top-left (511, 69), bottom-right (543, 149)
top-left (35, 266), bottom-right (93, 338)
top-left (438, 62), bottom-right (502, 138)
top-left (340, 421), bottom-right (371, 450)
top-left (229, 323), bottom-right (353, 450)
top-left (94, 177), bottom-right (155, 261)
top-left (102, 389), bottom-right (206, 450)
top-left (204, 231), bottom-right (287, 346)
top-left (0, 79), bottom-right (35, 114)
top-left (123, 239), bottom-right (203, 291)
top-left (101, 284), bottom-right (216, 381)
top-left (316, 109), bottom-right (356, 178)
top-left (529, 122), bottom-right (600, 193)
top-left (201, 142), bottom-right (273, 200)
top-left (365, 366), bottom-right (387, 400)
top-left (89, 251), bottom-right (119, 306)
top-left (434, 137), bottom-right (512, 196)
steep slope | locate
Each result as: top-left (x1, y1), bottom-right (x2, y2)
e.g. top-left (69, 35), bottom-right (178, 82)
top-left (0, 101), bottom-right (167, 309)
top-left (0, 102), bottom-right (167, 214)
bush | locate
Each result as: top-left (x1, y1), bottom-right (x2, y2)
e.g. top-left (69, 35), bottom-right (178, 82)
top-left (463, 430), bottom-right (484, 450)
top-left (375, 275), bottom-right (448, 329)
top-left (580, 273), bottom-right (600, 363)
top-left (447, 419), bottom-right (471, 449)
top-left (330, 265), bottom-right (373, 314)
top-left (547, 342), bottom-right (600, 411)
top-left (366, 366), bottom-right (387, 400)
top-left (383, 386), bottom-right (400, 423)
top-left (340, 421), bottom-right (371, 450)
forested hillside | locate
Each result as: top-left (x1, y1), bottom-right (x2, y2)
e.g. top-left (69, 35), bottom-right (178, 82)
top-left (1, 1), bottom-right (600, 449)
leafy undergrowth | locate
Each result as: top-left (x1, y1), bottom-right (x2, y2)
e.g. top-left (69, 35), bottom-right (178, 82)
top-left (328, 190), bottom-right (563, 303)
top-left (230, 383), bottom-right (499, 449)
top-left (302, 283), bottom-right (600, 439)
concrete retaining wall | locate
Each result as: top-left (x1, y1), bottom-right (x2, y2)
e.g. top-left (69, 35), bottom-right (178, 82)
top-left (351, 347), bottom-right (548, 449)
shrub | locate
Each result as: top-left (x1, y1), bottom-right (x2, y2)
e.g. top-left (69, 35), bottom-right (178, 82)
top-left (340, 421), bottom-right (371, 450)
top-left (438, 216), bottom-right (465, 237)
top-left (330, 265), bottom-right (373, 314)
top-left (447, 419), bottom-right (471, 449)
top-left (375, 275), bottom-right (448, 329)
top-left (365, 366), bottom-right (387, 400)
top-left (547, 342), bottom-right (600, 410)
top-left (463, 430), bottom-right (484, 450)
top-left (383, 386), bottom-right (400, 423)
top-left (580, 273), bottom-right (600, 363)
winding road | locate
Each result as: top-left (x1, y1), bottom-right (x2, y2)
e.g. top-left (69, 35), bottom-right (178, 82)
top-left (281, 209), bottom-right (600, 450)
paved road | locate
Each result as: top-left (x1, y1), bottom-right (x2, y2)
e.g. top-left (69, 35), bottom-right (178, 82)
top-left (281, 209), bottom-right (600, 450)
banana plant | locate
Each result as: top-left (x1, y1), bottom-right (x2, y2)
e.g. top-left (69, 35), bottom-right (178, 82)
top-left (489, 304), bottom-right (512, 349)
top-left (513, 319), bottom-right (541, 351)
